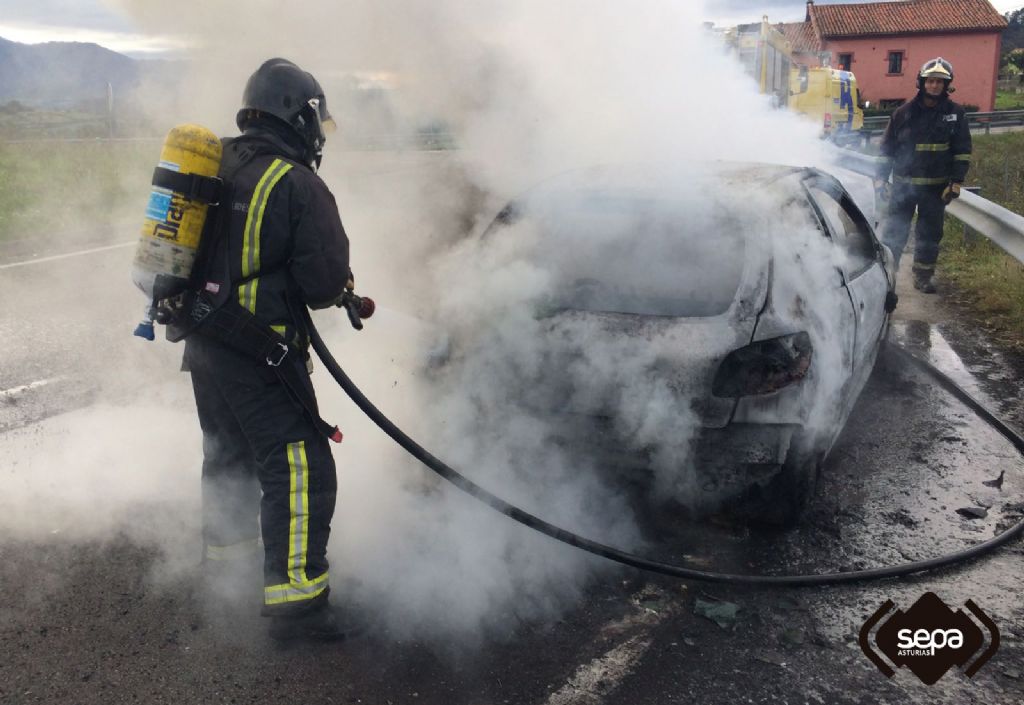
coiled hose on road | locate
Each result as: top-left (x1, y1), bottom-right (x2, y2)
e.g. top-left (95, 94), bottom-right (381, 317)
top-left (309, 318), bottom-right (1024, 587)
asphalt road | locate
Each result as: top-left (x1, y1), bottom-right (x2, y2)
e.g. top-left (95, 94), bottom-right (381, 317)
top-left (1, 180), bottom-right (1023, 704)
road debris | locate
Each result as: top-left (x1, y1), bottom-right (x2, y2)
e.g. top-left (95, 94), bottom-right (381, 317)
top-left (982, 471), bottom-right (1005, 489)
top-left (693, 598), bottom-right (739, 629)
top-left (754, 651), bottom-right (788, 668)
top-left (955, 506), bottom-right (989, 520)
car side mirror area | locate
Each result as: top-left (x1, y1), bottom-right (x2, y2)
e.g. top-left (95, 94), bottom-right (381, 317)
top-left (885, 290), bottom-right (899, 313)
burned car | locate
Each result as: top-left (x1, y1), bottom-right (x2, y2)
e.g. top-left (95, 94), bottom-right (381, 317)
top-left (434, 162), bottom-right (896, 524)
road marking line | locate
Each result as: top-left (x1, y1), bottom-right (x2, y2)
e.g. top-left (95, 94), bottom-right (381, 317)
top-left (1, 377), bottom-right (63, 397)
top-left (544, 633), bottom-right (656, 705)
top-left (542, 587), bottom-right (679, 705)
top-left (0, 241), bottom-right (134, 270)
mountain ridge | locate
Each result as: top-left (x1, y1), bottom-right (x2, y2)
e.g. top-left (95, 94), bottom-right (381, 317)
top-left (0, 36), bottom-right (177, 111)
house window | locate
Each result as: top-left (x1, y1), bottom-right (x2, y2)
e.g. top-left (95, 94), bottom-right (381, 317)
top-left (838, 53), bottom-right (853, 71)
top-left (887, 51), bottom-right (904, 75)
top-left (880, 98), bottom-right (906, 110)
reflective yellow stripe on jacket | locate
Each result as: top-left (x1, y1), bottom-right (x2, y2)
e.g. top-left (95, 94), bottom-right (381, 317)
top-left (239, 158), bottom-right (293, 313)
top-left (915, 143), bottom-right (949, 152)
top-left (893, 175), bottom-right (949, 186)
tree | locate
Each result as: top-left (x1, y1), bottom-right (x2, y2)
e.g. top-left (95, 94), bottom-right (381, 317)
top-left (1007, 48), bottom-right (1024, 74)
top-left (1002, 9), bottom-right (1024, 56)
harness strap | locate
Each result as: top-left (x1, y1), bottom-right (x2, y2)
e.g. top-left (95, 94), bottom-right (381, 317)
top-left (152, 167), bottom-right (224, 205)
top-left (187, 292), bottom-right (342, 443)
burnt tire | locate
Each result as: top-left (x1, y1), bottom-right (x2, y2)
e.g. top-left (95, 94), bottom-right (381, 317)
top-left (734, 441), bottom-right (823, 527)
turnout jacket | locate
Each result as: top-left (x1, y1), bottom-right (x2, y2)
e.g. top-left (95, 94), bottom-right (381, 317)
top-left (194, 124), bottom-right (351, 350)
top-left (877, 94), bottom-right (972, 187)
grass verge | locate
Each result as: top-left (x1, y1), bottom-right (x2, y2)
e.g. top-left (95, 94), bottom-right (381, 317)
top-left (0, 139), bottom-right (155, 243)
top-left (995, 89), bottom-right (1024, 111)
top-left (939, 131), bottom-right (1024, 351)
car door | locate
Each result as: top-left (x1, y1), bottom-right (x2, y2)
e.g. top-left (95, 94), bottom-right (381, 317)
top-left (805, 178), bottom-right (890, 400)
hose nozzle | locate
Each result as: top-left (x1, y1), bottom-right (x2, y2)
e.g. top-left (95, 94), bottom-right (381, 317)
top-left (339, 290), bottom-right (375, 330)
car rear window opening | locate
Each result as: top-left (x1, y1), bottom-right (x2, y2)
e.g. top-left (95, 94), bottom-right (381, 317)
top-left (517, 195), bottom-right (748, 317)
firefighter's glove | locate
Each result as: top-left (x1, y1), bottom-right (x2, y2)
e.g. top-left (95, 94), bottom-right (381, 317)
top-left (873, 179), bottom-right (891, 203)
top-left (941, 182), bottom-right (961, 205)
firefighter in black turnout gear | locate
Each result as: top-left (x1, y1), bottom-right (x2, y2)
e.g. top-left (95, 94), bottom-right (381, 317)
top-left (182, 58), bottom-right (357, 641)
top-left (874, 57), bottom-right (972, 293)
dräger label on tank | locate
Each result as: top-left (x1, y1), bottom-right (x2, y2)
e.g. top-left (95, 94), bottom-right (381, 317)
top-left (144, 160), bottom-right (182, 230)
top-left (149, 191), bottom-right (188, 242)
top-left (145, 190), bottom-right (173, 222)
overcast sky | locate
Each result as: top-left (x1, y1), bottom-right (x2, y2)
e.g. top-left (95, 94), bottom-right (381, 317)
top-left (0, 0), bottom-right (1022, 57)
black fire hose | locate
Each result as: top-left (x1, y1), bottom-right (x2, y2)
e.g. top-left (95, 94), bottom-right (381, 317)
top-left (308, 315), bottom-right (1024, 587)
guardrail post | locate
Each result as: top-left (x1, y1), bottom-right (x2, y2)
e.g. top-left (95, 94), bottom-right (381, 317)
top-left (962, 186), bottom-right (982, 247)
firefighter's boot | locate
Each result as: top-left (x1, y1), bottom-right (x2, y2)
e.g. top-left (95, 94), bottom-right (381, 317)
top-left (913, 265), bottom-right (937, 294)
top-left (268, 601), bottom-right (366, 643)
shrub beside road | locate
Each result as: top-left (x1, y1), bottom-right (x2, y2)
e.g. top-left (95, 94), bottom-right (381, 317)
top-left (995, 88), bottom-right (1024, 111)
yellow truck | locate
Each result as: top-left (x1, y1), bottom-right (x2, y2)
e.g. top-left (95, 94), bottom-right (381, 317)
top-left (790, 65), bottom-right (864, 144)
top-left (725, 19), bottom-right (864, 143)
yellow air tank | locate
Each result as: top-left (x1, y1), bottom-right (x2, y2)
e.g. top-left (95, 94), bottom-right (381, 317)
top-left (132, 124), bottom-right (222, 339)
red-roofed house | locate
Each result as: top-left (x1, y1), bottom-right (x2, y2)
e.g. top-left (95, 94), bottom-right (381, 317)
top-left (781, 0), bottom-right (1006, 110)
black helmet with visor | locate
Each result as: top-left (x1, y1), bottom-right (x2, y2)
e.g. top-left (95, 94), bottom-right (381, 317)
top-left (237, 58), bottom-right (336, 169)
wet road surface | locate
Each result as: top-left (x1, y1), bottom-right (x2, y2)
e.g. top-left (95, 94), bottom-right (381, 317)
top-left (2, 331), bottom-right (1022, 705)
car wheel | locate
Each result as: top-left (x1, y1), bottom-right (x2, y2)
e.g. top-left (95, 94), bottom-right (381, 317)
top-left (736, 438), bottom-right (823, 527)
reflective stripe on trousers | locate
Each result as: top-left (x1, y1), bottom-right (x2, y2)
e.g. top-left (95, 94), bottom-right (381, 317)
top-left (263, 440), bottom-right (330, 607)
top-left (265, 571), bottom-right (329, 605)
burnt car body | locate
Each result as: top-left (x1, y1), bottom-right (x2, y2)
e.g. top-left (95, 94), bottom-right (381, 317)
top-left (447, 162), bottom-right (896, 524)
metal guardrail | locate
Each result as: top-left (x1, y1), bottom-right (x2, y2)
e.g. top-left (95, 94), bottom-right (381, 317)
top-left (832, 147), bottom-right (1024, 265)
top-left (946, 190), bottom-right (1024, 264)
top-left (862, 110), bottom-right (1024, 136)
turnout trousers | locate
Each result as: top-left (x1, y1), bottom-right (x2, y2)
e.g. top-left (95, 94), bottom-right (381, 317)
top-left (880, 183), bottom-right (947, 270)
top-left (185, 334), bottom-right (337, 615)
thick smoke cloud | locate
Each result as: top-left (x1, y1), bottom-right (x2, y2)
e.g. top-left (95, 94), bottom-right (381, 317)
top-left (0, 0), bottom-right (869, 646)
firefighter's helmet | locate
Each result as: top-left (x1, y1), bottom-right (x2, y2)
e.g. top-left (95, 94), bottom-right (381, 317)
top-left (918, 57), bottom-right (954, 91)
top-left (236, 58), bottom-right (336, 167)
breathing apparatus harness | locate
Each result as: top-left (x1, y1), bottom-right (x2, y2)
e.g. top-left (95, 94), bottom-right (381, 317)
top-left (156, 136), bottom-right (357, 445)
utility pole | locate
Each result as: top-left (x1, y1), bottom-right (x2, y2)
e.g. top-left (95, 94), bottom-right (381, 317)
top-left (106, 82), bottom-right (115, 138)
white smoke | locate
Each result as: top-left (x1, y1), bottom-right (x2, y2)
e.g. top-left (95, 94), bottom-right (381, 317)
top-left (0, 0), bottom-right (868, 645)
